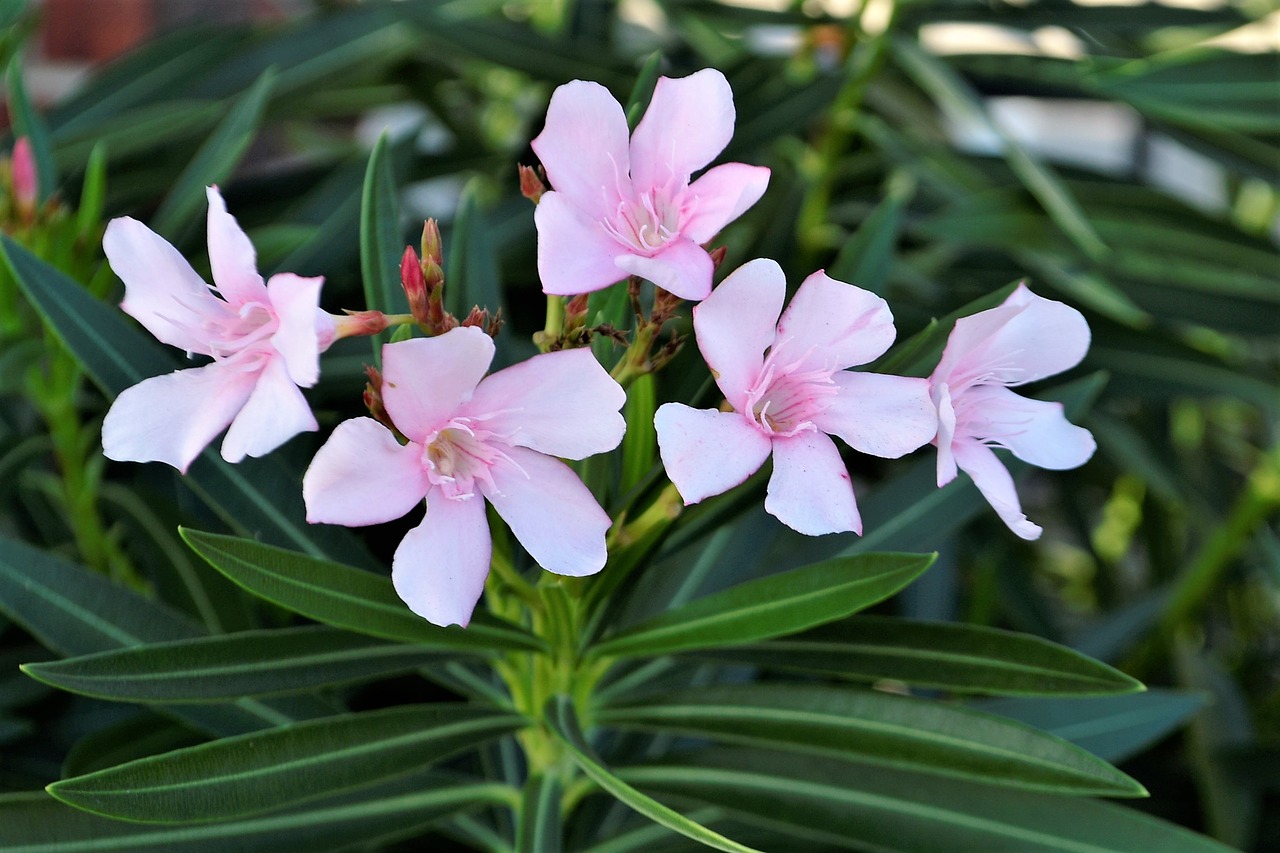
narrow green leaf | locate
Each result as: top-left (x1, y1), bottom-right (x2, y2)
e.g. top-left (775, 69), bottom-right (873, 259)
top-left (444, 179), bottom-right (503, 322)
top-left (828, 171), bottom-right (915, 296)
top-left (619, 749), bottom-right (1233, 853)
top-left (22, 626), bottom-right (448, 703)
top-left (152, 68), bottom-right (276, 239)
top-left (688, 616), bottom-right (1142, 696)
top-left (625, 51), bottom-right (664, 129)
top-left (48, 704), bottom-right (523, 823)
top-left (620, 373), bottom-right (657, 496)
top-left (1, 774), bottom-right (512, 852)
top-left (359, 132), bottom-right (404, 357)
top-left (74, 141), bottom-right (107, 242)
top-left (516, 774), bottom-right (562, 853)
top-left (977, 690), bottom-right (1209, 765)
top-left (180, 528), bottom-right (545, 653)
top-left (6, 53), bottom-right (56, 201)
top-left (590, 553), bottom-right (934, 659)
top-left (891, 37), bottom-right (1108, 262)
top-left (63, 714), bottom-right (206, 778)
top-left (547, 697), bottom-right (762, 853)
top-left (601, 685), bottom-right (1145, 797)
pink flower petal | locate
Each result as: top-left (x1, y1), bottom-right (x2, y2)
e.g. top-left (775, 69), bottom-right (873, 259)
top-left (534, 191), bottom-right (628, 296)
top-left (219, 356), bottom-right (317, 464)
top-left (933, 382), bottom-right (959, 487)
top-left (205, 186), bottom-right (267, 307)
top-left (961, 386), bottom-right (1096, 470)
top-left (267, 272), bottom-right (326, 387)
top-left (462, 348), bottom-right (625, 460)
top-left (816, 372), bottom-right (936, 459)
top-left (103, 217), bottom-right (223, 355)
top-left (682, 163), bottom-right (771, 244)
top-left (615, 237), bottom-right (714, 301)
top-left (630, 69), bottom-right (734, 191)
top-left (654, 403), bottom-right (772, 505)
top-left (380, 329), bottom-right (494, 441)
top-left (766, 430), bottom-right (861, 536)
top-left (691, 258), bottom-right (785, 406)
top-left (531, 80), bottom-right (629, 220)
top-left (481, 446), bottom-right (610, 577)
top-left (952, 439), bottom-right (1042, 540)
top-left (101, 362), bottom-right (256, 473)
top-left (932, 285), bottom-right (1090, 389)
top-left (393, 490), bottom-right (491, 627)
top-left (304, 417), bottom-right (430, 526)
top-left (773, 270), bottom-right (896, 372)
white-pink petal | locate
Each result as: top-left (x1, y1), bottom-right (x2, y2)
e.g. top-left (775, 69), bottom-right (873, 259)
top-left (462, 348), bottom-right (625, 460)
top-left (933, 285), bottom-right (1090, 389)
top-left (963, 386), bottom-right (1096, 470)
top-left (933, 382), bottom-right (959, 487)
top-left (534, 191), bottom-right (628, 296)
top-left (952, 439), bottom-right (1042, 540)
top-left (103, 217), bottom-right (222, 355)
top-left (765, 430), bottom-right (861, 536)
top-left (692, 258), bottom-right (786, 406)
top-left (682, 163), bottom-right (771, 244)
top-left (205, 186), bottom-right (267, 307)
top-left (615, 237), bottom-right (715, 302)
top-left (101, 362), bottom-right (256, 473)
top-left (654, 403), bottom-right (773, 505)
top-left (816, 372), bottom-right (936, 459)
top-left (220, 356), bottom-right (318, 464)
top-left (481, 446), bottom-right (610, 577)
top-left (303, 417), bottom-right (431, 526)
top-left (267, 273), bottom-right (326, 387)
top-left (393, 491), bottom-right (492, 627)
top-left (380, 329), bottom-right (494, 441)
top-left (773, 270), bottom-right (896, 372)
top-left (630, 69), bottom-right (735, 192)
top-left (531, 80), bottom-right (629, 221)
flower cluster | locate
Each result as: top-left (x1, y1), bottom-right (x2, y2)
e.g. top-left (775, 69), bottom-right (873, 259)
top-left (99, 69), bottom-right (1094, 626)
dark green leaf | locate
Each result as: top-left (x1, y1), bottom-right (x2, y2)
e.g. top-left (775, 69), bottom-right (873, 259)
top-left (590, 553), bottom-right (934, 659)
top-left (619, 749), bottom-right (1232, 852)
top-left (152, 68), bottom-right (276, 239)
top-left (688, 616), bottom-right (1143, 696)
top-left (180, 528), bottom-right (545, 653)
top-left (22, 626), bottom-right (448, 703)
top-left (602, 685), bottom-right (1144, 797)
top-left (547, 696), bottom-right (761, 853)
top-left (359, 132), bottom-right (405, 357)
top-left (516, 774), bottom-right (562, 853)
top-left (6, 53), bottom-right (57, 201)
top-left (48, 704), bottom-right (523, 822)
top-left (977, 690), bottom-right (1209, 765)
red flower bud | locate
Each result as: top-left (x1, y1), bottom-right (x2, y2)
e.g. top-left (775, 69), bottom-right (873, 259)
top-left (11, 137), bottom-right (37, 218)
top-left (519, 164), bottom-right (546, 204)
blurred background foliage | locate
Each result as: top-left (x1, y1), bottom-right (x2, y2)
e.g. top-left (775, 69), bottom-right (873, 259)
top-left (0, 0), bottom-right (1276, 849)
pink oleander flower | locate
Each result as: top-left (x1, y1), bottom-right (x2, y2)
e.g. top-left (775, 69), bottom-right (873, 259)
top-left (930, 284), bottom-right (1096, 540)
top-left (654, 259), bottom-right (937, 536)
top-left (303, 328), bottom-right (626, 627)
top-left (101, 187), bottom-right (335, 472)
top-left (531, 68), bottom-right (770, 301)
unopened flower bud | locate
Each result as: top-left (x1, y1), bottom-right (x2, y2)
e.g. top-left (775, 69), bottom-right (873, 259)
top-left (565, 293), bottom-right (590, 330)
top-left (363, 365), bottom-right (395, 431)
top-left (708, 245), bottom-right (727, 270)
top-left (11, 137), bottom-right (37, 219)
top-left (401, 246), bottom-right (430, 326)
top-left (332, 309), bottom-right (390, 340)
top-left (519, 164), bottom-right (546, 204)
top-left (420, 218), bottom-right (443, 269)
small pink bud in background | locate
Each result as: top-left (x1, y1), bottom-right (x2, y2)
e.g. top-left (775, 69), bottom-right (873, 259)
top-left (518, 164), bottom-right (546, 204)
top-left (11, 137), bottom-right (37, 218)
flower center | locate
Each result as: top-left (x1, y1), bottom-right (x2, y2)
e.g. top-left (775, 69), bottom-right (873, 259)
top-left (421, 417), bottom-right (518, 501)
top-left (601, 188), bottom-right (686, 255)
top-left (742, 348), bottom-right (839, 438)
